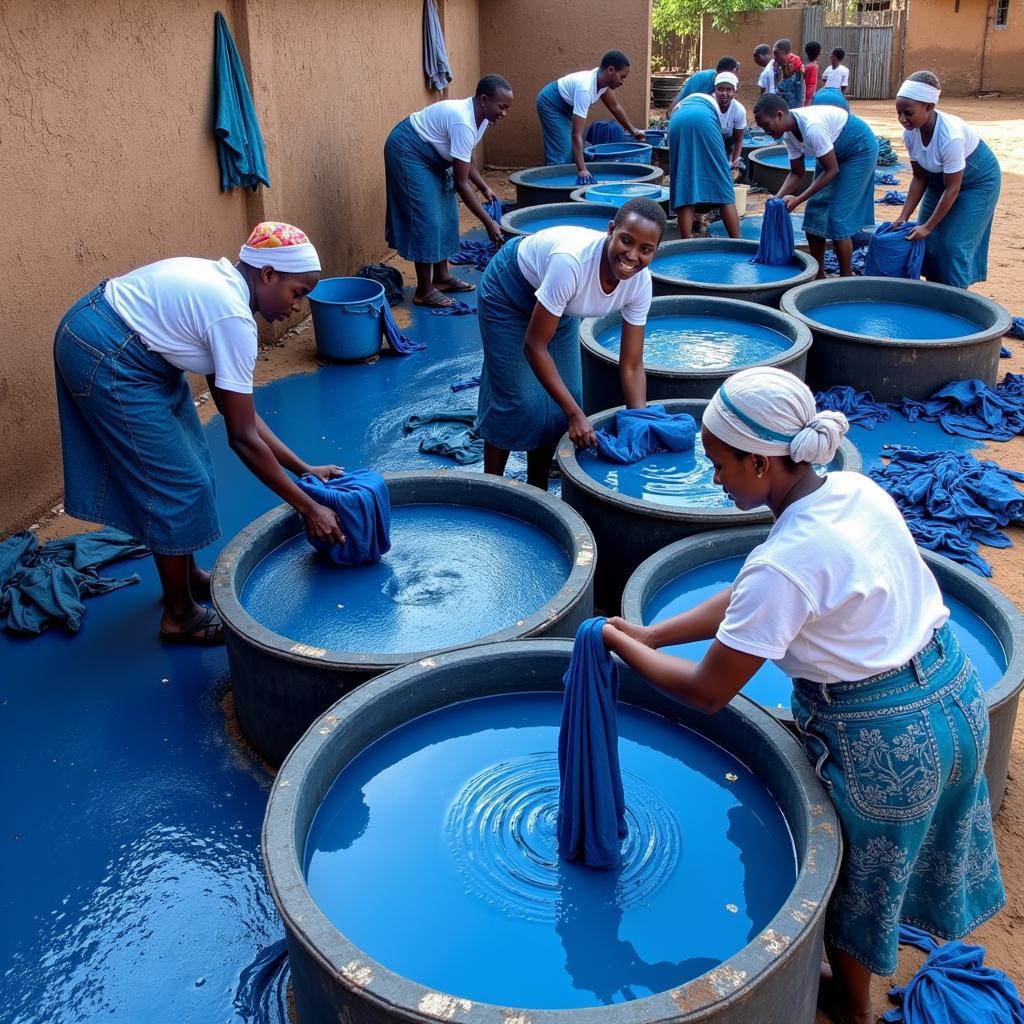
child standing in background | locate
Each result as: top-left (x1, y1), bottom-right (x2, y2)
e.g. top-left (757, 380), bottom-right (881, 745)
top-left (820, 48), bottom-right (850, 94)
top-left (804, 41), bottom-right (821, 105)
top-left (773, 39), bottom-right (804, 109)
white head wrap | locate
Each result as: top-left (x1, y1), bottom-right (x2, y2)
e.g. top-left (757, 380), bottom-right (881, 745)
top-left (703, 367), bottom-right (849, 464)
top-left (715, 71), bottom-right (739, 89)
top-left (238, 241), bottom-right (321, 274)
top-left (897, 79), bottom-right (940, 105)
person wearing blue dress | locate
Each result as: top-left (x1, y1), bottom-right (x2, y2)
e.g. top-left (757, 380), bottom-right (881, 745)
top-left (668, 55), bottom-right (740, 114)
top-left (893, 70), bottom-right (1001, 289)
top-left (755, 92), bottom-right (877, 277)
top-left (811, 87), bottom-right (850, 112)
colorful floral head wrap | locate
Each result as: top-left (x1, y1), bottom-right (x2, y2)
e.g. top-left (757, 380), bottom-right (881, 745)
top-left (239, 222), bottom-right (321, 274)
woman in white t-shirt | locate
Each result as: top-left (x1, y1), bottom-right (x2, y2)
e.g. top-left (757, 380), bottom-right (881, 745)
top-left (53, 223), bottom-right (343, 644)
top-left (819, 48), bottom-right (850, 93)
top-left (384, 75), bottom-right (513, 307)
top-left (476, 199), bottom-right (666, 489)
top-left (536, 50), bottom-right (646, 178)
top-left (893, 70), bottom-right (1002, 288)
top-left (600, 366), bottom-right (1005, 1024)
top-left (713, 72), bottom-right (747, 170)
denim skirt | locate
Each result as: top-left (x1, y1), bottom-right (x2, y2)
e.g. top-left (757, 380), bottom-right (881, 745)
top-left (536, 80), bottom-right (575, 167)
top-left (791, 622), bottom-right (1005, 974)
top-left (53, 284), bottom-right (220, 555)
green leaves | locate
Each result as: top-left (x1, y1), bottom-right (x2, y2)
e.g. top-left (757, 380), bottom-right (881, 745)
top-left (652, 0), bottom-right (783, 41)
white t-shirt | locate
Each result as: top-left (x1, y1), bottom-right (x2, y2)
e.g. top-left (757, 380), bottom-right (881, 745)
top-left (409, 97), bottom-right (487, 163)
top-left (783, 104), bottom-right (850, 159)
top-left (556, 68), bottom-right (608, 119)
top-left (717, 472), bottom-right (949, 684)
top-left (757, 63), bottom-right (776, 93)
top-left (105, 257), bottom-right (258, 394)
top-left (820, 64), bottom-right (849, 90)
top-left (719, 99), bottom-right (747, 136)
top-left (903, 110), bottom-right (981, 174)
top-left (516, 228), bottom-right (652, 325)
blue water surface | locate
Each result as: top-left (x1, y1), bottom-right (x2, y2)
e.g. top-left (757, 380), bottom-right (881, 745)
top-left (653, 251), bottom-right (801, 286)
top-left (304, 692), bottom-right (797, 1009)
top-left (756, 150), bottom-right (818, 172)
top-left (517, 211), bottom-right (616, 234)
top-left (804, 300), bottom-right (979, 340)
top-left (524, 172), bottom-right (654, 189)
top-left (708, 213), bottom-right (809, 247)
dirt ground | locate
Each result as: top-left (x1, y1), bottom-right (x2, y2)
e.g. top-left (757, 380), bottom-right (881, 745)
top-left (33, 96), bottom-right (1024, 1017)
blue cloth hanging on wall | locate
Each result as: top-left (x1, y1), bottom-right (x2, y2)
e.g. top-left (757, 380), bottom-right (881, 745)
top-left (422, 0), bottom-right (452, 92)
top-left (295, 471), bottom-right (391, 566)
top-left (595, 405), bottom-right (697, 464)
top-left (816, 386), bottom-right (893, 428)
top-left (864, 221), bottom-right (926, 280)
top-left (558, 617), bottom-right (627, 869)
top-left (213, 12), bottom-right (270, 192)
top-left (751, 198), bottom-right (795, 266)
top-left (896, 377), bottom-right (1024, 441)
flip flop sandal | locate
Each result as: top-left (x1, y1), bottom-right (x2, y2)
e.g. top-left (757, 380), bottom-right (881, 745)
top-left (435, 278), bottom-right (476, 293)
top-left (412, 288), bottom-right (456, 308)
top-left (160, 606), bottom-right (225, 645)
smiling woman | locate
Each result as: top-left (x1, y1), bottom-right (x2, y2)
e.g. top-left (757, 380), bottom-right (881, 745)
top-left (52, 222), bottom-right (343, 645)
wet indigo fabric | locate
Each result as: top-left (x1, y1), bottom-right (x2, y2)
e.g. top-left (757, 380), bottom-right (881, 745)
top-left (875, 172), bottom-right (900, 185)
top-left (585, 120), bottom-right (627, 146)
top-left (1, 528), bottom-right (147, 635)
top-left (422, 0), bottom-right (452, 93)
top-left (1008, 317), bottom-right (1024, 341)
top-left (864, 221), bottom-right (926, 280)
top-left (428, 297), bottom-right (476, 316)
top-left (881, 925), bottom-right (1024, 1024)
top-left (295, 471), bottom-right (391, 566)
top-left (382, 303), bottom-right (426, 354)
top-left (450, 374), bottom-right (481, 392)
top-left (897, 376), bottom-right (1024, 442)
top-left (877, 190), bottom-right (908, 205)
top-left (816, 386), bottom-right (893, 428)
top-left (751, 198), bottom-right (795, 265)
top-left (449, 198), bottom-right (507, 271)
top-left (405, 408), bottom-right (483, 463)
top-left (558, 617), bottom-right (627, 869)
top-left (594, 405), bottom-right (698, 464)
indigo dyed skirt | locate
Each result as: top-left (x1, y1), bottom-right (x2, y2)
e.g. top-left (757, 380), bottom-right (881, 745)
top-left (919, 140), bottom-right (1000, 289)
top-left (536, 81), bottom-right (576, 166)
top-left (791, 623), bottom-right (1005, 975)
top-left (476, 237), bottom-right (581, 451)
top-left (53, 284), bottom-right (219, 556)
top-left (384, 117), bottom-right (458, 264)
top-left (802, 113), bottom-right (878, 241)
top-left (668, 96), bottom-right (736, 210)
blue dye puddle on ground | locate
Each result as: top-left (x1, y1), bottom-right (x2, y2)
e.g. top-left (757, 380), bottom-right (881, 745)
top-left (653, 251), bottom-right (801, 286)
top-left (241, 505), bottom-right (569, 653)
top-left (846, 415), bottom-right (985, 475)
top-left (596, 314), bottom-right (789, 371)
top-left (518, 211), bottom-right (616, 233)
top-left (526, 172), bottom-right (653, 188)
top-left (304, 692), bottom-right (796, 1009)
top-left (805, 300), bottom-right (978, 340)
top-left (644, 557), bottom-right (1007, 714)
top-left (755, 151), bottom-right (818, 172)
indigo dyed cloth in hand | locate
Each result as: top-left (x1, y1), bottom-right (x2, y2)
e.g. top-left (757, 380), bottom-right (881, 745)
top-left (869, 447), bottom-right (1024, 575)
top-left (213, 12), bottom-right (270, 192)
top-left (897, 378), bottom-right (1024, 442)
top-left (558, 617), bottom-right (627, 869)
top-left (751, 198), bottom-right (795, 265)
top-left (405, 408), bottom-right (483, 463)
top-left (881, 925), bottom-right (1024, 1024)
top-left (1, 528), bottom-right (147, 636)
top-left (422, 0), bottom-right (452, 92)
top-left (295, 471), bottom-right (391, 566)
top-left (864, 221), bottom-right (925, 280)
top-left (594, 405), bottom-right (697, 464)
top-left (816, 386), bottom-right (893, 428)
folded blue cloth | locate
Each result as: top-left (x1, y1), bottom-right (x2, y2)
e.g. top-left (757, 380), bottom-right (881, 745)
top-left (1, 527), bottom-right (148, 635)
top-left (1008, 317), bottom-right (1024, 341)
top-left (594, 405), bottom-right (697, 464)
top-left (877, 190), bottom-right (908, 204)
top-left (449, 373), bottom-right (481, 392)
top-left (864, 221), bottom-right (926, 279)
top-left (815, 386), bottom-right (893, 428)
top-left (750, 198), bottom-right (795, 266)
top-left (876, 136), bottom-right (899, 166)
top-left (295, 471), bottom-right (391, 566)
top-left (882, 925), bottom-right (1024, 1024)
top-left (897, 378), bottom-right (1024, 441)
top-left (875, 172), bottom-right (900, 185)
top-left (558, 617), bottom-right (626, 869)
top-left (428, 298), bottom-right (476, 316)
top-left (382, 303), bottom-right (426, 354)
top-left (1002, 346), bottom-right (1012, 358)
top-left (405, 408), bottom-right (483, 463)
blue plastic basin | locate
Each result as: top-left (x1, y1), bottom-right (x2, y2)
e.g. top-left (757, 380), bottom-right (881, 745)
top-left (308, 277), bottom-right (384, 361)
top-left (583, 142), bottom-right (654, 164)
top-left (583, 183), bottom-right (664, 205)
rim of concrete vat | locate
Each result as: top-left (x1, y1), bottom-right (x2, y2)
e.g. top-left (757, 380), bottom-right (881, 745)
top-left (510, 162), bottom-right (664, 208)
top-left (501, 201), bottom-right (621, 238)
top-left (212, 471), bottom-right (596, 676)
top-left (568, 184), bottom-right (672, 211)
top-left (748, 145), bottom-right (814, 193)
top-left (263, 638), bottom-right (842, 1024)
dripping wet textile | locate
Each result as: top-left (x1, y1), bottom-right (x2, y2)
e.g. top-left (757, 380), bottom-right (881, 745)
top-left (896, 376), bottom-right (1024, 442)
top-left (815, 386), bottom-right (893, 428)
top-left (383, 303), bottom-right (426, 354)
top-left (863, 221), bottom-right (926, 280)
top-left (404, 408), bottom-right (483, 464)
top-left (594, 405), bottom-right (698, 465)
top-left (750, 198), bottom-right (795, 265)
top-left (295, 471), bottom-right (391, 566)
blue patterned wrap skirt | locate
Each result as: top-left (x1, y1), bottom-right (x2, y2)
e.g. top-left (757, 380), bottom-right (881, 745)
top-left (791, 622), bottom-right (1005, 975)
top-left (668, 95), bottom-right (736, 210)
top-left (536, 80), bottom-right (576, 166)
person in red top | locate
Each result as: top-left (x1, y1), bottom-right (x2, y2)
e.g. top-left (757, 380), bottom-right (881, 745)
top-left (804, 41), bottom-right (821, 105)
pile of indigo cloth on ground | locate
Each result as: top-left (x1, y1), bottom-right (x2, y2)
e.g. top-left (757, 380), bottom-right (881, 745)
top-left (750, 198), bottom-right (795, 266)
top-left (864, 221), bottom-right (925, 279)
top-left (881, 925), bottom-right (1024, 1024)
top-left (1, 527), bottom-right (148, 635)
top-left (875, 171), bottom-right (900, 185)
top-left (405, 408), bottom-right (483, 463)
top-left (449, 197), bottom-right (508, 271)
top-left (816, 386), bottom-right (893, 428)
top-left (558, 616), bottom-right (626, 869)
top-left (295, 470), bottom-right (391, 565)
top-left (824, 246), bottom-right (868, 275)
top-left (869, 447), bottom-right (1024, 575)
top-left (897, 375), bottom-right (1024, 441)
top-left (877, 190), bottom-right (908, 205)
top-left (876, 136), bottom-right (898, 166)
top-left (1008, 317), bottom-right (1024, 340)
top-left (594, 405), bottom-right (697, 464)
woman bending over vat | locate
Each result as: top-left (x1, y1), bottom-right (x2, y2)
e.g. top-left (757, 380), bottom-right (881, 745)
top-left (477, 198), bottom-right (667, 490)
top-left (893, 71), bottom-right (1001, 290)
top-left (53, 223), bottom-right (344, 645)
top-left (754, 92), bottom-right (877, 278)
top-left (384, 74), bottom-right (513, 308)
top-left (601, 366), bottom-right (1006, 1024)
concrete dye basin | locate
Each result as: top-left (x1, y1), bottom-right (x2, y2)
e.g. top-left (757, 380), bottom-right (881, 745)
top-left (510, 162), bottom-right (663, 208)
top-left (749, 145), bottom-right (815, 194)
top-left (569, 183), bottom-right (672, 214)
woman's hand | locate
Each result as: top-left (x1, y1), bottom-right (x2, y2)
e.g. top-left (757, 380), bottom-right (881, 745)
top-left (304, 502), bottom-right (345, 544)
top-left (303, 463), bottom-right (343, 482)
top-left (576, 171), bottom-right (596, 185)
top-left (567, 409), bottom-right (597, 448)
top-left (604, 616), bottom-right (658, 649)
top-left (782, 195), bottom-right (801, 212)
top-left (486, 218), bottom-right (505, 247)
top-left (891, 218), bottom-right (906, 229)
top-left (905, 223), bottom-right (932, 241)
top-left (630, 128), bottom-right (647, 142)
top-left (480, 186), bottom-right (496, 204)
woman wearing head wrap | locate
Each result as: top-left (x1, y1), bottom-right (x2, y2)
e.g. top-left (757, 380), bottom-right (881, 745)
top-left (712, 71), bottom-right (746, 172)
top-left (601, 366), bottom-right (1006, 1024)
top-left (53, 222), bottom-right (344, 644)
top-left (893, 71), bottom-right (1001, 289)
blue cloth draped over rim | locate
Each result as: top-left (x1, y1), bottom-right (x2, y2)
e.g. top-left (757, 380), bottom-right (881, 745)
top-left (594, 406), bottom-right (697, 464)
top-left (536, 80), bottom-right (576, 166)
top-left (668, 94), bottom-right (736, 210)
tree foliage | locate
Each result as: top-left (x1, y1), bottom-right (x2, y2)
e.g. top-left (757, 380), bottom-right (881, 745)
top-left (652, 0), bottom-right (783, 41)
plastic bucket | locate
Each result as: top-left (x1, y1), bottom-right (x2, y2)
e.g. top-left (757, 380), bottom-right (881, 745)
top-left (583, 182), bottom-right (664, 205)
top-left (308, 277), bottom-right (384, 361)
top-left (643, 129), bottom-right (667, 148)
top-left (734, 183), bottom-right (750, 217)
top-left (583, 142), bottom-right (654, 164)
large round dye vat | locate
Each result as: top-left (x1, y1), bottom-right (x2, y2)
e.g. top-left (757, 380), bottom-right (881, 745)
top-left (781, 278), bottom-right (1012, 402)
top-left (707, 215), bottom-right (875, 254)
top-left (502, 201), bottom-right (619, 238)
top-left (263, 639), bottom-right (841, 1024)
top-left (651, 239), bottom-right (817, 307)
top-left (622, 526), bottom-right (1024, 815)
top-left (579, 295), bottom-right (812, 412)
top-left (510, 162), bottom-right (663, 208)
top-left (213, 472), bottom-right (595, 766)
top-left (556, 399), bottom-right (861, 610)
top-left (569, 183), bottom-right (672, 214)
top-left (749, 145), bottom-right (815, 194)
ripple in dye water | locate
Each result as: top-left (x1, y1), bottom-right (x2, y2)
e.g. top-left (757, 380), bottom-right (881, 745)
top-left (303, 693), bottom-right (797, 1010)
top-left (652, 251), bottom-right (800, 286)
top-left (804, 300), bottom-right (978, 341)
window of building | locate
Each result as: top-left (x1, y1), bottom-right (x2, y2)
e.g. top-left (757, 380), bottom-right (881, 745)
top-left (995, 0), bottom-right (1009, 28)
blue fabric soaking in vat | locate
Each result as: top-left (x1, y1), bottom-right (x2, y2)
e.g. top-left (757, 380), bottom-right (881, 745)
top-left (558, 617), bottom-right (627, 868)
top-left (294, 471), bottom-right (391, 566)
top-left (595, 405), bottom-right (697, 465)
top-left (241, 504), bottom-right (570, 653)
top-left (302, 691), bottom-right (797, 1009)
top-left (816, 386), bottom-right (893, 428)
top-left (652, 250), bottom-right (801, 286)
top-left (750, 198), bottom-right (795, 266)
top-left (864, 221), bottom-right (926, 280)
top-left (597, 314), bottom-right (791, 371)
top-left (896, 376), bottom-right (1024, 442)
top-left (804, 300), bottom-right (978, 340)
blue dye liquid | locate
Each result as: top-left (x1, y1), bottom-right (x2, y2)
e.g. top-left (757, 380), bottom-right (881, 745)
top-left (708, 213), bottom-right (809, 247)
top-left (805, 301), bottom-right (978, 340)
top-left (847, 415), bottom-right (984, 475)
top-left (643, 558), bottom-right (1007, 710)
top-left (304, 692), bottom-right (796, 1009)
top-left (520, 211), bottom-right (616, 233)
top-left (528, 172), bottom-right (649, 188)
top-left (241, 505), bottom-right (570, 653)
top-left (653, 251), bottom-right (801, 286)
top-left (757, 151), bottom-right (817, 171)
top-left (596, 314), bottom-right (789, 371)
